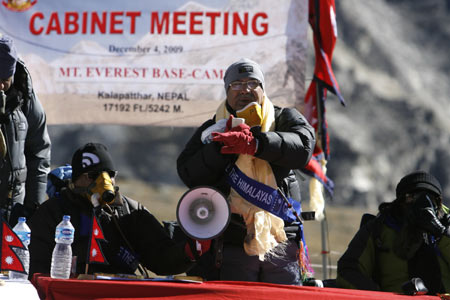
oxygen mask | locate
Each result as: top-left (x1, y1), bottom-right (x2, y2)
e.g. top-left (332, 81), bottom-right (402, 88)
top-left (236, 102), bottom-right (262, 127)
top-left (87, 171), bottom-right (117, 207)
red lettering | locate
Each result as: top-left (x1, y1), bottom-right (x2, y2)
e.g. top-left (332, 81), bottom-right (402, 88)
top-left (105, 67), bottom-right (111, 77)
top-left (224, 12), bottom-right (229, 35)
top-left (46, 12), bottom-right (62, 35)
top-left (82, 12), bottom-right (88, 34)
top-left (28, 11), bottom-right (268, 36)
top-left (192, 69), bottom-right (201, 79)
top-left (59, 67), bottom-right (79, 77)
top-left (252, 13), bottom-right (268, 36)
top-left (212, 69), bottom-right (224, 79)
top-left (110, 11), bottom-right (123, 34)
top-left (29, 12), bottom-right (44, 35)
top-left (205, 12), bottom-right (220, 35)
top-left (233, 12), bottom-right (248, 35)
top-left (91, 12), bottom-right (107, 34)
top-left (126, 12), bottom-right (141, 34)
top-left (151, 12), bottom-right (169, 34)
top-left (189, 12), bottom-right (203, 34)
top-left (173, 12), bottom-right (186, 34)
top-left (64, 12), bottom-right (79, 34)
top-left (179, 68), bottom-right (185, 79)
top-left (114, 67), bottom-right (122, 77)
top-left (153, 68), bottom-right (160, 78)
top-left (86, 67), bottom-right (93, 77)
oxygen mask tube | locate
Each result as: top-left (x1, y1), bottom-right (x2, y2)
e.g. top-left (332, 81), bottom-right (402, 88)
top-left (87, 171), bottom-right (116, 207)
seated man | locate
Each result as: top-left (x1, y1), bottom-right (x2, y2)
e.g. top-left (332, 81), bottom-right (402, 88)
top-left (336, 171), bottom-right (450, 294)
top-left (29, 142), bottom-right (208, 277)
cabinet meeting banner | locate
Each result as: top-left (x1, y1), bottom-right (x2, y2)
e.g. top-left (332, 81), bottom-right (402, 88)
top-left (0, 0), bottom-right (308, 126)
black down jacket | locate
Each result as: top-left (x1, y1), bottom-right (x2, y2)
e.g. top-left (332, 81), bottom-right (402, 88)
top-left (29, 188), bottom-right (194, 277)
top-left (177, 106), bottom-right (315, 243)
top-left (0, 60), bottom-right (51, 223)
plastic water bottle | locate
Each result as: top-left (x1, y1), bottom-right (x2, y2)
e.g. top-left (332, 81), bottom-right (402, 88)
top-left (50, 215), bottom-right (75, 279)
top-left (9, 217), bottom-right (31, 280)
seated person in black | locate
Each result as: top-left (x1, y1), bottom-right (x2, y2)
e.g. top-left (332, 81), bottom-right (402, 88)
top-left (29, 142), bottom-right (208, 277)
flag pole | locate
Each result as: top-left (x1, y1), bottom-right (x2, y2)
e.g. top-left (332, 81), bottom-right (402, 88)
top-left (315, 82), bottom-right (330, 280)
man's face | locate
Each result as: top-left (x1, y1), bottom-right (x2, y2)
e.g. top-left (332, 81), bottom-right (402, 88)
top-left (226, 77), bottom-right (264, 111)
top-left (0, 76), bottom-right (13, 92)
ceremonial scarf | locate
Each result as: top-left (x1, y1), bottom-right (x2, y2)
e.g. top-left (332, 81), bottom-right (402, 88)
top-left (216, 95), bottom-right (287, 260)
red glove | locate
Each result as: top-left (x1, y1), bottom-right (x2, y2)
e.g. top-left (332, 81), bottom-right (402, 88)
top-left (185, 239), bottom-right (211, 261)
top-left (212, 125), bottom-right (257, 155)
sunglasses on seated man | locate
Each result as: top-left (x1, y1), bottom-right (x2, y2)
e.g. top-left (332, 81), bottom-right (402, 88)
top-left (87, 170), bottom-right (118, 180)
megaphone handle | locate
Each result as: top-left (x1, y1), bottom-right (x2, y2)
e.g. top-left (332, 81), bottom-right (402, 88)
top-left (277, 188), bottom-right (303, 224)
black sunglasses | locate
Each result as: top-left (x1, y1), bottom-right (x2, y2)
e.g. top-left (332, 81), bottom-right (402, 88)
top-left (87, 170), bottom-right (117, 180)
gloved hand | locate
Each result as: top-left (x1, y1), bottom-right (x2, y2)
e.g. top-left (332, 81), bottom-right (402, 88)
top-left (413, 192), bottom-right (450, 238)
top-left (212, 124), bottom-right (257, 155)
top-left (225, 115), bottom-right (234, 132)
top-left (184, 239), bottom-right (211, 261)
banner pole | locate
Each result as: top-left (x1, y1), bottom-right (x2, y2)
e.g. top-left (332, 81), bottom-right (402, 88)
top-left (320, 211), bottom-right (329, 280)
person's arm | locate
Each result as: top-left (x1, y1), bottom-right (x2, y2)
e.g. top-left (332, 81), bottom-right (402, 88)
top-left (336, 221), bottom-right (380, 291)
top-left (120, 206), bottom-right (195, 275)
top-left (177, 119), bottom-right (235, 189)
top-left (28, 200), bottom-right (58, 276)
top-left (253, 107), bottom-right (315, 169)
top-left (24, 89), bottom-right (51, 210)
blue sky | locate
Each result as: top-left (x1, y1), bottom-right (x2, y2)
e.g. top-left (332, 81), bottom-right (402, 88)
top-left (0, 0), bottom-right (226, 59)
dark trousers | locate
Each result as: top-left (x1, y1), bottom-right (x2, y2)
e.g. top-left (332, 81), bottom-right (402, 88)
top-left (219, 240), bottom-right (302, 285)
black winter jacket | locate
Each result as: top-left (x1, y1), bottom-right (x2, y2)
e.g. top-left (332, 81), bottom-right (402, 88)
top-left (177, 106), bottom-right (315, 243)
top-left (29, 188), bottom-right (194, 277)
top-left (0, 60), bottom-right (51, 223)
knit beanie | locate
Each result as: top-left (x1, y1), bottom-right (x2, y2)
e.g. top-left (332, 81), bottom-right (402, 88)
top-left (223, 58), bottom-right (265, 91)
top-left (0, 34), bottom-right (18, 78)
top-left (396, 171), bottom-right (442, 198)
top-left (71, 143), bottom-right (115, 180)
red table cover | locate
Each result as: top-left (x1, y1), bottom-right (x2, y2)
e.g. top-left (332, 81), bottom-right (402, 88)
top-left (31, 274), bottom-right (441, 300)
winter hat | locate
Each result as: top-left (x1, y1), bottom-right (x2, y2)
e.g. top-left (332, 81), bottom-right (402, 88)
top-left (396, 171), bottom-right (442, 198)
top-left (0, 34), bottom-right (18, 79)
top-left (71, 143), bottom-right (115, 180)
top-left (224, 58), bottom-right (265, 91)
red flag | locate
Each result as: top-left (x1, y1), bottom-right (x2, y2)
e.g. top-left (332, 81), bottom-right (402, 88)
top-left (303, 155), bottom-right (334, 196)
top-left (304, 0), bottom-right (345, 161)
top-left (309, 0), bottom-right (345, 105)
top-left (87, 214), bottom-right (108, 264)
top-left (302, 0), bottom-right (345, 210)
top-left (1, 219), bottom-right (26, 273)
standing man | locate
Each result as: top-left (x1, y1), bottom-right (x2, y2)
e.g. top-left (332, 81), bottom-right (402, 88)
top-left (0, 34), bottom-right (51, 226)
top-left (177, 58), bottom-right (315, 285)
